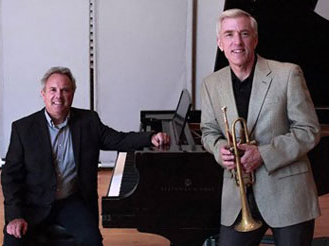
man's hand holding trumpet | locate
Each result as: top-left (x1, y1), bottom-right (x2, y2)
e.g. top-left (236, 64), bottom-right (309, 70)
top-left (220, 106), bottom-right (263, 175)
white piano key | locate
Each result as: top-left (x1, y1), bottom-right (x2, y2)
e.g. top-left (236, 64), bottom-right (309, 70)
top-left (108, 152), bottom-right (127, 197)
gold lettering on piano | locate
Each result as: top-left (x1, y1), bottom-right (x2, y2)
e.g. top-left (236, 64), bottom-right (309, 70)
top-left (160, 186), bottom-right (215, 192)
top-left (160, 178), bottom-right (216, 192)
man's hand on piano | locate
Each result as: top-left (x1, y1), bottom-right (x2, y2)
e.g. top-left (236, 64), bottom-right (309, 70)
top-left (151, 132), bottom-right (170, 147)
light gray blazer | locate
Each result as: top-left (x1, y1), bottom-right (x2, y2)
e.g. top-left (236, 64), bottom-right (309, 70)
top-left (201, 55), bottom-right (321, 227)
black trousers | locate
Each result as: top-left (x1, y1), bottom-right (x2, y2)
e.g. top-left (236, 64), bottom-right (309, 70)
top-left (218, 188), bottom-right (315, 246)
top-left (3, 193), bottom-right (103, 246)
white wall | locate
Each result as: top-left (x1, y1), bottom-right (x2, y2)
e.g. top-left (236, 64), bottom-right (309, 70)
top-left (94, 0), bottom-right (224, 163)
top-left (96, 0), bottom-right (198, 163)
top-left (96, 0), bottom-right (191, 131)
top-left (195, 0), bottom-right (224, 109)
top-left (0, 0), bottom-right (90, 158)
top-left (0, 0), bottom-right (3, 161)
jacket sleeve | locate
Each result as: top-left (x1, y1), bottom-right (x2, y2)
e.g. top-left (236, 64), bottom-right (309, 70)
top-left (92, 111), bottom-right (153, 151)
top-left (200, 81), bottom-right (227, 167)
top-left (1, 123), bottom-right (26, 222)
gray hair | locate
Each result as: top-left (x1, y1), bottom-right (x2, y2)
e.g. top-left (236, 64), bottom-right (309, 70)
top-left (41, 66), bottom-right (77, 91)
top-left (216, 8), bottom-right (258, 38)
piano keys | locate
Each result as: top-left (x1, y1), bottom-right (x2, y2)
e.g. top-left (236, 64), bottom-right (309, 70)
top-left (107, 152), bottom-right (127, 197)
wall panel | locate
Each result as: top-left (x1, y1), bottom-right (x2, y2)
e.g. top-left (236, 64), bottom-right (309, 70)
top-left (0, 0), bottom-right (90, 158)
top-left (96, 0), bottom-right (192, 163)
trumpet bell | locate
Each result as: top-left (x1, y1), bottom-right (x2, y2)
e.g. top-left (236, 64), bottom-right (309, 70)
top-left (234, 216), bottom-right (263, 232)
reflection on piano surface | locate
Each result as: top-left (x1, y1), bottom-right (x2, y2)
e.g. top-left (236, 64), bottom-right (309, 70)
top-left (102, 108), bottom-right (223, 246)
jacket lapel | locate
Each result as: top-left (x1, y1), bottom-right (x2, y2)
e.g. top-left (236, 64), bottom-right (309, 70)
top-left (218, 67), bottom-right (240, 127)
top-left (247, 56), bottom-right (273, 135)
top-left (37, 109), bottom-right (54, 166)
top-left (69, 108), bottom-right (81, 169)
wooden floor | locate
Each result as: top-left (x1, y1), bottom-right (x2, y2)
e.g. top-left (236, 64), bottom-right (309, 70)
top-left (0, 169), bottom-right (328, 245)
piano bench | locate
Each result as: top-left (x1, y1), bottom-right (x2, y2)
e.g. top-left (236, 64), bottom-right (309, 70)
top-left (27, 224), bottom-right (77, 246)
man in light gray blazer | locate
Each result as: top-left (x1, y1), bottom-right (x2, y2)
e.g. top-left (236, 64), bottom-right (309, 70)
top-left (201, 8), bottom-right (321, 246)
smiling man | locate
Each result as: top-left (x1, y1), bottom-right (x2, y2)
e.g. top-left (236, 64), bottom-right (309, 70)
top-left (41, 72), bottom-right (75, 125)
top-left (216, 11), bottom-right (258, 81)
top-left (1, 66), bottom-right (169, 246)
top-left (201, 8), bottom-right (321, 246)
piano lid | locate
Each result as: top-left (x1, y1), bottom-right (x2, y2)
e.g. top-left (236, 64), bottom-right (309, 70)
top-left (215, 0), bottom-right (329, 108)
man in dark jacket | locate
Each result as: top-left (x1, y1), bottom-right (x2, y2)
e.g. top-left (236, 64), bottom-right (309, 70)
top-left (1, 66), bottom-right (169, 246)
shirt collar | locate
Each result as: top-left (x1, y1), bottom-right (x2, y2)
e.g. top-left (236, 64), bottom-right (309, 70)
top-left (44, 109), bottom-right (70, 129)
top-left (231, 55), bottom-right (258, 83)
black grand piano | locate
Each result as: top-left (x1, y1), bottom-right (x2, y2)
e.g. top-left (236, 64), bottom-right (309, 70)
top-left (102, 90), bottom-right (223, 246)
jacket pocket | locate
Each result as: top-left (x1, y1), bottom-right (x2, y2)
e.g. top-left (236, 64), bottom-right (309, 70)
top-left (264, 96), bottom-right (280, 105)
top-left (276, 160), bottom-right (310, 179)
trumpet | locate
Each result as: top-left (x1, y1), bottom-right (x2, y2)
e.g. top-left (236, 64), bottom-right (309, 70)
top-left (221, 106), bottom-right (262, 232)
